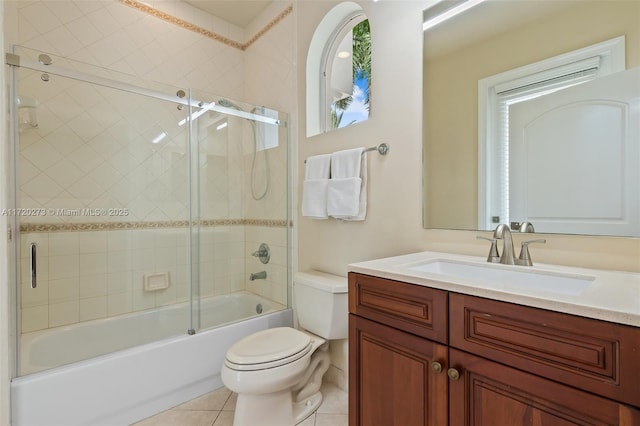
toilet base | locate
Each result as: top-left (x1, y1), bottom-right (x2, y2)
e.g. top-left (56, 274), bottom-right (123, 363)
top-left (293, 391), bottom-right (323, 424)
top-left (233, 389), bottom-right (294, 426)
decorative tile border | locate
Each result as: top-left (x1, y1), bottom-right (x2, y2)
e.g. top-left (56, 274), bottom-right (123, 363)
top-left (243, 5), bottom-right (293, 48)
top-left (118, 0), bottom-right (293, 51)
top-left (20, 218), bottom-right (289, 233)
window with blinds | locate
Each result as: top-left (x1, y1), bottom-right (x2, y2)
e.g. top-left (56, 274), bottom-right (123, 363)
top-left (477, 36), bottom-right (626, 230)
top-left (490, 57), bottom-right (601, 228)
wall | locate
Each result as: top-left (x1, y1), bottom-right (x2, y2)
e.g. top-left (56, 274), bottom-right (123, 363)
top-left (424, 1), bottom-right (640, 230)
top-left (297, 1), bottom-right (426, 276)
top-left (244, 1), bottom-right (297, 303)
top-left (297, 1), bottom-right (639, 284)
top-left (296, 0), bottom-right (426, 389)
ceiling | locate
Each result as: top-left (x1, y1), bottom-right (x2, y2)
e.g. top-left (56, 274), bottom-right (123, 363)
top-left (183, 0), bottom-right (272, 28)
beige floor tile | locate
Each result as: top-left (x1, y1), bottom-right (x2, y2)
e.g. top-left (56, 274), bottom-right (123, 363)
top-left (222, 392), bottom-right (237, 411)
top-left (133, 409), bottom-right (219, 426)
top-left (315, 413), bottom-right (348, 426)
top-left (212, 410), bottom-right (234, 426)
top-left (133, 379), bottom-right (348, 426)
top-left (297, 413), bottom-right (316, 426)
top-left (175, 388), bottom-right (232, 411)
top-left (316, 383), bottom-right (348, 415)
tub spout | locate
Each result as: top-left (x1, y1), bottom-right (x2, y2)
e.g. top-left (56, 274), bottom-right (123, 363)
top-left (250, 271), bottom-right (267, 281)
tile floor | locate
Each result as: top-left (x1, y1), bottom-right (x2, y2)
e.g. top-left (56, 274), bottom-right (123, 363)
top-left (132, 382), bottom-right (348, 426)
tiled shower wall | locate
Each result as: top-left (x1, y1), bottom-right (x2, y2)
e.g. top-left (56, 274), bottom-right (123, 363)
top-left (19, 226), bottom-right (243, 332)
top-left (7, 0), bottom-right (295, 333)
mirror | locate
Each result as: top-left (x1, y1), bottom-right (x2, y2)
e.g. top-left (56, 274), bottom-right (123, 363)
top-left (423, 0), bottom-right (640, 236)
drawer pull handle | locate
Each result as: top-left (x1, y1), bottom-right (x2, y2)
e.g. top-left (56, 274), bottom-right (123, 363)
top-left (447, 368), bottom-right (461, 381)
top-left (431, 361), bottom-right (443, 373)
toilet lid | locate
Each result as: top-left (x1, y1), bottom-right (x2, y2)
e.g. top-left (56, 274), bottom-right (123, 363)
top-left (225, 328), bottom-right (312, 371)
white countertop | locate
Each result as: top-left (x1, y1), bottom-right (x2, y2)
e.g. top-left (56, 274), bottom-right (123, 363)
top-left (349, 251), bottom-right (640, 327)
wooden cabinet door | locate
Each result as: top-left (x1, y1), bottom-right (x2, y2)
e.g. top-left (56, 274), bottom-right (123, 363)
top-left (349, 314), bottom-right (448, 426)
top-left (449, 348), bottom-right (640, 426)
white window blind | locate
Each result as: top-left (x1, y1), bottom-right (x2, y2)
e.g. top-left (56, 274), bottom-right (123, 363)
top-left (489, 56), bottom-right (601, 227)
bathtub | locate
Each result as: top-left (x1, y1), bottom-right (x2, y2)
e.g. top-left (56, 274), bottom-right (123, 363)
top-left (11, 291), bottom-right (293, 425)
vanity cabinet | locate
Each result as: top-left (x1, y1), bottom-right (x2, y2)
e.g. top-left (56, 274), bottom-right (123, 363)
top-left (348, 274), bottom-right (448, 425)
top-left (348, 272), bottom-right (640, 426)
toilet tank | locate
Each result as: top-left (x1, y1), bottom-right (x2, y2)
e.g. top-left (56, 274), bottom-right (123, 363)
top-left (294, 271), bottom-right (348, 339)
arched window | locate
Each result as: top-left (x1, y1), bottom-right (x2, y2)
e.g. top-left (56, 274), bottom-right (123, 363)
top-left (307, 3), bottom-right (371, 136)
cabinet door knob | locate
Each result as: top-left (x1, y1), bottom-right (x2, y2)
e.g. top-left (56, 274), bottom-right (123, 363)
top-left (431, 361), bottom-right (443, 373)
top-left (447, 368), bottom-right (461, 381)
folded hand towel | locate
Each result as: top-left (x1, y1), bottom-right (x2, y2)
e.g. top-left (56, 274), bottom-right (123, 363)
top-left (327, 177), bottom-right (362, 218)
top-left (327, 148), bottom-right (367, 220)
top-left (302, 154), bottom-right (331, 219)
top-left (304, 154), bottom-right (331, 180)
top-left (330, 147), bottom-right (363, 179)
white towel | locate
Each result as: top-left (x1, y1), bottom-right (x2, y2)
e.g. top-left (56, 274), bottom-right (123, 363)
top-left (327, 148), bottom-right (367, 220)
top-left (302, 154), bottom-right (331, 219)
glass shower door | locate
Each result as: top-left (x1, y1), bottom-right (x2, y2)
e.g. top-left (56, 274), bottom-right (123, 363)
top-left (190, 88), bottom-right (290, 333)
top-left (12, 49), bottom-right (197, 375)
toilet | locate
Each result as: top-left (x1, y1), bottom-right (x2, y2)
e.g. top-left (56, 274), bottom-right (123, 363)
top-left (221, 271), bottom-right (348, 426)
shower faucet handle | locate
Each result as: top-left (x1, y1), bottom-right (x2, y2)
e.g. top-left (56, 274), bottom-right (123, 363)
top-left (251, 243), bottom-right (271, 264)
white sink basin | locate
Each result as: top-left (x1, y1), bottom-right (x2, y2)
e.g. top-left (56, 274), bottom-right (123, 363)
top-left (409, 260), bottom-right (594, 295)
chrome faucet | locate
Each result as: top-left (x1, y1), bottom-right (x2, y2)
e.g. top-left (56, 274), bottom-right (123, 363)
top-left (250, 271), bottom-right (267, 281)
top-left (491, 223), bottom-right (547, 266)
top-left (493, 224), bottom-right (516, 265)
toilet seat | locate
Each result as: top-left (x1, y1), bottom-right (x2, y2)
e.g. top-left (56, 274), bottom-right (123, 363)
top-left (224, 327), bottom-right (313, 371)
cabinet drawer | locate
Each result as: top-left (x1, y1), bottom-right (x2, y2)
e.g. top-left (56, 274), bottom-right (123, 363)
top-left (450, 293), bottom-right (640, 408)
top-left (348, 273), bottom-right (448, 344)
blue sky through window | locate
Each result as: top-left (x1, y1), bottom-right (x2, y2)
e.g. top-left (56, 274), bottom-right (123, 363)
top-left (337, 74), bottom-right (369, 128)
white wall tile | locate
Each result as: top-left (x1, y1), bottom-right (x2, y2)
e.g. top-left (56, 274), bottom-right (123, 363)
top-left (79, 253), bottom-right (107, 276)
top-left (79, 274), bottom-right (108, 299)
top-left (22, 305), bottom-right (49, 333)
top-left (132, 289), bottom-right (156, 312)
top-left (21, 279), bottom-right (48, 308)
top-left (49, 232), bottom-right (79, 256)
top-left (49, 277), bottom-right (79, 303)
top-left (49, 300), bottom-right (79, 327)
top-left (107, 270), bottom-right (132, 295)
top-left (65, 17), bottom-right (102, 47)
top-left (45, 25), bottom-right (83, 57)
top-left (79, 296), bottom-right (107, 322)
top-left (86, 7), bottom-right (120, 37)
top-left (49, 254), bottom-right (79, 280)
top-left (79, 231), bottom-right (107, 253)
top-left (20, 2), bottom-right (63, 35)
top-left (107, 292), bottom-right (132, 316)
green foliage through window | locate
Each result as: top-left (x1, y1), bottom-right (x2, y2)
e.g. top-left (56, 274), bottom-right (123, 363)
top-left (331, 19), bottom-right (371, 129)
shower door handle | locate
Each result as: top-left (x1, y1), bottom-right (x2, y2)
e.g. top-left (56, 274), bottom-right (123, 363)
top-left (30, 242), bottom-right (37, 289)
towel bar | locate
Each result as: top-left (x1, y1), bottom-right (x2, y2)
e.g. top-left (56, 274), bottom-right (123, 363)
top-left (363, 143), bottom-right (390, 156)
top-left (304, 143), bottom-right (389, 163)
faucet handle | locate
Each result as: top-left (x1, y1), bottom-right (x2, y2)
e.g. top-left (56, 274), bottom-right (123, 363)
top-left (477, 236), bottom-right (500, 263)
top-left (517, 239), bottom-right (546, 266)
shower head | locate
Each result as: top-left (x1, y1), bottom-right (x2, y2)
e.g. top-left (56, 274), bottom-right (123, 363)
top-left (217, 98), bottom-right (244, 111)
